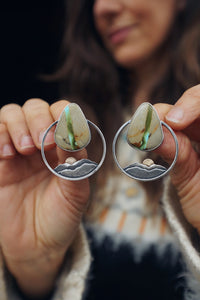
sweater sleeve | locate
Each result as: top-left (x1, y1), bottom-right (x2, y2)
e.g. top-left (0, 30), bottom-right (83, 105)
top-left (162, 177), bottom-right (200, 281)
top-left (0, 225), bottom-right (91, 300)
top-left (52, 225), bottom-right (91, 300)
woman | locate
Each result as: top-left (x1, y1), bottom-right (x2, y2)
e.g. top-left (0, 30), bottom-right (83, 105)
top-left (0, 0), bottom-right (200, 299)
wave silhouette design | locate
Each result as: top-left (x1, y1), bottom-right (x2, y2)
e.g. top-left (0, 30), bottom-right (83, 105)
top-left (54, 159), bottom-right (98, 178)
top-left (124, 163), bottom-right (167, 180)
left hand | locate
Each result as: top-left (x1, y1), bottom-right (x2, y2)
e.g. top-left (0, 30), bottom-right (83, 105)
top-left (0, 99), bottom-right (90, 299)
top-left (154, 84), bottom-right (200, 234)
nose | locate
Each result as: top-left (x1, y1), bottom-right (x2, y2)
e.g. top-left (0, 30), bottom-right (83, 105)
top-left (93, 0), bottom-right (122, 19)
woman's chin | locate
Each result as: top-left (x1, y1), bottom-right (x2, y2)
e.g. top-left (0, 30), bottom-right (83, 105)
top-left (112, 46), bottom-right (157, 70)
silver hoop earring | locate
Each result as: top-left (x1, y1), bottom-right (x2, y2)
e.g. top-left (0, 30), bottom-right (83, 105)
top-left (41, 103), bottom-right (106, 181)
top-left (112, 102), bottom-right (178, 181)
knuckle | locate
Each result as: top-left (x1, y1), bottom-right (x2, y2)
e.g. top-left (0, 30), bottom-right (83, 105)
top-left (51, 100), bottom-right (70, 109)
top-left (0, 104), bottom-right (21, 122)
top-left (1, 103), bottom-right (21, 114)
top-left (0, 123), bottom-right (7, 134)
top-left (50, 100), bottom-right (70, 119)
top-left (184, 84), bottom-right (200, 100)
top-left (31, 111), bottom-right (49, 121)
top-left (23, 99), bottom-right (52, 125)
top-left (23, 98), bottom-right (48, 111)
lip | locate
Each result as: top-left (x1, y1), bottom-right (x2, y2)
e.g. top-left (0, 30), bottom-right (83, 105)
top-left (108, 24), bottom-right (134, 44)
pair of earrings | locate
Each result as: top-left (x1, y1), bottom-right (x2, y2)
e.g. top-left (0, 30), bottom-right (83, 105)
top-left (41, 103), bottom-right (178, 182)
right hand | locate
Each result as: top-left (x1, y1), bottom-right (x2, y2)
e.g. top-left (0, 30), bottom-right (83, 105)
top-left (0, 99), bottom-right (90, 298)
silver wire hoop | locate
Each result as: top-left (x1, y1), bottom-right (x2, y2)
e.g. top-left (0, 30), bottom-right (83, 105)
top-left (41, 120), bottom-right (106, 181)
top-left (112, 120), bottom-right (178, 181)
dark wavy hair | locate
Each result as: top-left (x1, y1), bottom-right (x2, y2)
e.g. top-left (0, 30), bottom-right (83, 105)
top-left (51, 0), bottom-right (200, 180)
top-left (51, 0), bottom-right (200, 207)
top-left (54, 0), bottom-right (200, 107)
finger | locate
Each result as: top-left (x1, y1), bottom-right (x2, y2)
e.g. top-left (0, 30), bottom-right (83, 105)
top-left (50, 100), bottom-right (70, 120)
top-left (155, 128), bottom-right (199, 186)
top-left (56, 147), bottom-right (87, 166)
top-left (153, 103), bottom-right (177, 161)
top-left (182, 118), bottom-right (200, 142)
top-left (39, 172), bottom-right (90, 248)
top-left (165, 85), bottom-right (200, 130)
top-left (154, 103), bottom-right (197, 175)
top-left (0, 123), bottom-right (16, 159)
top-left (154, 99), bottom-right (200, 221)
top-left (0, 104), bottom-right (36, 155)
top-left (39, 100), bottom-right (90, 247)
top-left (154, 95), bottom-right (200, 142)
top-left (154, 103), bottom-right (172, 120)
top-left (23, 99), bottom-right (55, 150)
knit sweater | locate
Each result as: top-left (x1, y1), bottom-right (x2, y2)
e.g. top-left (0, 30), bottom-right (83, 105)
top-left (1, 139), bottom-right (200, 299)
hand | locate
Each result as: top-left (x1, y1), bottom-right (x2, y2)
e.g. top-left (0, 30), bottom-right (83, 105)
top-left (154, 84), bottom-right (200, 234)
top-left (0, 99), bottom-right (90, 298)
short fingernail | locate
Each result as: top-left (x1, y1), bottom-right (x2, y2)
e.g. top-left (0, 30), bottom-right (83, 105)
top-left (166, 107), bottom-right (184, 123)
top-left (2, 144), bottom-right (15, 157)
top-left (39, 130), bottom-right (55, 145)
top-left (20, 135), bottom-right (35, 149)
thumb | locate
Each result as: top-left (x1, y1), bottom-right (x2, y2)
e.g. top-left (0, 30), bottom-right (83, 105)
top-left (39, 100), bottom-right (89, 247)
top-left (39, 173), bottom-right (90, 249)
top-left (38, 100), bottom-right (90, 248)
top-left (154, 103), bottom-right (199, 187)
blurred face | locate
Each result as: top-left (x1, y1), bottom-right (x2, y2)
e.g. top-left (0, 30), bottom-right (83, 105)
top-left (93, 0), bottom-right (184, 68)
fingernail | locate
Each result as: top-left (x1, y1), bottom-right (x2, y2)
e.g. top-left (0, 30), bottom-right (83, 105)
top-left (166, 107), bottom-right (184, 123)
top-left (20, 135), bottom-right (35, 149)
top-left (39, 130), bottom-right (54, 145)
top-left (2, 144), bottom-right (15, 157)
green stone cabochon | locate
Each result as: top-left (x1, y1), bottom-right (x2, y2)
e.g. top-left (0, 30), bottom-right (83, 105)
top-left (127, 102), bottom-right (163, 151)
top-left (55, 103), bottom-right (91, 151)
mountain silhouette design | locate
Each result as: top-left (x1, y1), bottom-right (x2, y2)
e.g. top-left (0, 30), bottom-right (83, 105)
top-left (54, 158), bottom-right (98, 178)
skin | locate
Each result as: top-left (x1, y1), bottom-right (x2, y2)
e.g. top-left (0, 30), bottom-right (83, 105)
top-left (0, 99), bottom-right (90, 298)
top-left (93, 0), bottom-right (184, 68)
top-left (155, 86), bottom-right (200, 231)
top-left (1, 0), bottom-right (200, 299)
top-left (1, 89), bottom-right (200, 298)
top-left (93, 0), bottom-right (186, 105)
